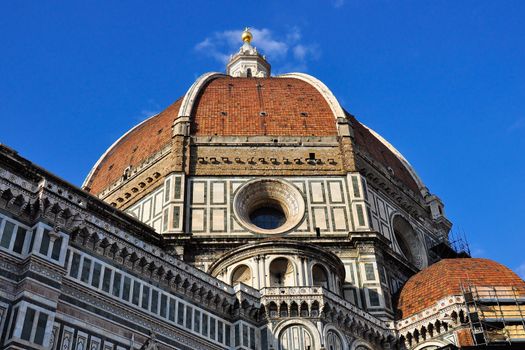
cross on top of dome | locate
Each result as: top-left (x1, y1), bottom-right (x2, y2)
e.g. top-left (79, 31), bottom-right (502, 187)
top-left (226, 27), bottom-right (271, 77)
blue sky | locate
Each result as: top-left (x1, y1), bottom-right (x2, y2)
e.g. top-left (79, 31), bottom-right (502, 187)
top-left (1, 1), bottom-right (524, 277)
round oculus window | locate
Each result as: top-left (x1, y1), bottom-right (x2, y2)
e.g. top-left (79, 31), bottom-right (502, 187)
top-left (233, 179), bottom-right (305, 234)
top-left (249, 206), bottom-right (286, 230)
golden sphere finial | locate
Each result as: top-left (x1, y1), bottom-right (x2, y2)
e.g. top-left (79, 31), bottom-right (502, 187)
top-left (242, 27), bottom-right (253, 44)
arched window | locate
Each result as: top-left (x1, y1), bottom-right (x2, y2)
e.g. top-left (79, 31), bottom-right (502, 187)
top-left (268, 302), bottom-right (278, 318)
top-left (326, 330), bottom-right (343, 350)
top-left (280, 325), bottom-right (313, 350)
top-left (310, 301), bottom-right (320, 317)
top-left (312, 264), bottom-right (329, 289)
top-left (231, 264), bottom-right (252, 286)
top-left (300, 302), bottom-right (309, 317)
top-left (290, 302), bottom-right (299, 317)
top-left (279, 302), bottom-right (288, 317)
top-left (269, 258), bottom-right (295, 287)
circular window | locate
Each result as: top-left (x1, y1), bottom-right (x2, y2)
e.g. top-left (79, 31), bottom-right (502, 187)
top-left (233, 179), bottom-right (305, 234)
top-left (249, 206), bottom-right (286, 229)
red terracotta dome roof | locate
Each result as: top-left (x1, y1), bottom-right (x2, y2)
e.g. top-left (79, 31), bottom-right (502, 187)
top-left (396, 258), bottom-right (525, 319)
top-left (347, 113), bottom-right (420, 194)
top-left (83, 74), bottom-right (426, 197)
top-left (191, 77), bottom-right (337, 136)
top-left (84, 76), bottom-right (339, 195)
top-left (85, 98), bottom-right (183, 195)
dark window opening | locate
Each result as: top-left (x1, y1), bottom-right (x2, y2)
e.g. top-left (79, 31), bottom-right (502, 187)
top-left (13, 227), bottom-right (26, 254)
top-left (39, 229), bottom-right (51, 255)
top-left (160, 294), bottom-right (167, 318)
top-left (51, 236), bottom-right (62, 260)
top-left (112, 272), bottom-right (122, 297)
top-left (102, 267), bottom-right (112, 292)
top-left (168, 298), bottom-right (176, 321)
top-left (151, 290), bottom-right (159, 314)
top-left (34, 313), bottom-right (48, 345)
top-left (80, 258), bottom-right (91, 283)
top-left (91, 262), bottom-right (102, 288)
top-left (122, 276), bottom-right (131, 302)
top-left (8, 306), bottom-right (19, 340)
top-left (132, 281), bottom-right (141, 306)
top-left (249, 206), bottom-right (286, 230)
top-left (0, 221), bottom-right (15, 248)
top-left (20, 308), bottom-right (35, 341)
top-left (141, 286), bottom-right (150, 310)
top-left (70, 253), bottom-right (81, 278)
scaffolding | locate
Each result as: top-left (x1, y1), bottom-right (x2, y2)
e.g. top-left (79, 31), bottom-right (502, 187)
top-left (462, 285), bottom-right (525, 346)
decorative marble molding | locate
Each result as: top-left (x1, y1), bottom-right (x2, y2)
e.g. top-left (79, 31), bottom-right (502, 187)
top-left (260, 286), bottom-right (393, 342)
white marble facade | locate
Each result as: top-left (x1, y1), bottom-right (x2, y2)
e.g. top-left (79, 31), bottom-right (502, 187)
top-left (186, 176), bottom-right (355, 236)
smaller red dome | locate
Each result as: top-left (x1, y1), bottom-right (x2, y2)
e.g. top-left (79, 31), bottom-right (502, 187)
top-left (396, 258), bottom-right (525, 319)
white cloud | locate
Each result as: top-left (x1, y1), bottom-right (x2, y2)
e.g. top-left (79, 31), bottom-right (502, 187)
top-left (507, 117), bottom-right (525, 133)
top-left (286, 26), bottom-right (302, 43)
top-left (251, 28), bottom-right (289, 58)
top-left (293, 45), bottom-right (308, 61)
top-left (293, 44), bottom-right (320, 62)
top-left (194, 37), bottom-right (212, 51)
top-left (516, 262), bottom-right (525, 279)
top-left (469, 247), bottom-right (485, 257)
top-left (194, 27), bottom-right (320, 73)
top-left (333, 0), bottom-right (345, 8)
top-left (136, 99), bottom-right (161, 121)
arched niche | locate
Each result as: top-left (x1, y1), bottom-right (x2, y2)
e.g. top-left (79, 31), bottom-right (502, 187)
top-left (325, 330), bottom-right (343, 350)
top-left (280, 325), bottom-right (314, 350)
top-left (231, 264), bottom-right (252, 286)
top-left (312, 264), bottom-right (329, 289)
top-left (392, 215), bottom-right (427, 269)
top-left (208, 240), bottom-right (346, 290)
top-left (269, 257), bottom-right (295, 287)
top-left (268, 302), bottom-right (278, 318)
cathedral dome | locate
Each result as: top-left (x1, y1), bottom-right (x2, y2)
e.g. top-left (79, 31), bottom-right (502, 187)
top-left (4, 26), bottom-right (524, 350)
top-left (396, 258), bottom-right (525, 319)
top-left (83, 74), bottom-right (339, 194)
top-left (83, 73), bottom-right (424, 198)
top-left (83, 97), bottom-right (184, 195)
top-left (190, 76), bottom-right (337, 137)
